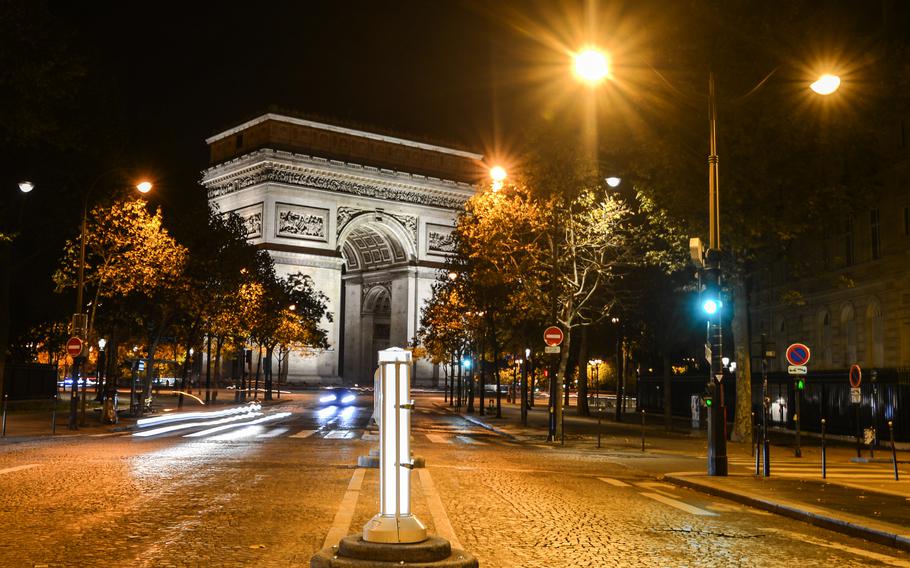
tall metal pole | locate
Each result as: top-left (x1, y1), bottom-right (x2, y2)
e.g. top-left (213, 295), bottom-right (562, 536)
top-left (706, 72), bottom-right (728, 476)
top-left (761, 333), bottom-right (770, 476)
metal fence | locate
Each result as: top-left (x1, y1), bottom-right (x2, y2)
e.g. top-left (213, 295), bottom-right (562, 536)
top-left (639, 368), bottom-right (909, 442)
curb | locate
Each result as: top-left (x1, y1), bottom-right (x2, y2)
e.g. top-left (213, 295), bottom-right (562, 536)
top-left (664, 473), bottom-right (910, 553)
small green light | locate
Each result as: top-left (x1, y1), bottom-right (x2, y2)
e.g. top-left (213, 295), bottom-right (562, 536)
top-left (704, 397), bottom-right (713, 407)
top-left (796, 378), bottom-right (805, 391)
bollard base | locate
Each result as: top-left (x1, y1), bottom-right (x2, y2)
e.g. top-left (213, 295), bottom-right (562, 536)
top-left (363, 513), bottom-right (427, 543)
top-left (310, 535), bottom-right (478, 567)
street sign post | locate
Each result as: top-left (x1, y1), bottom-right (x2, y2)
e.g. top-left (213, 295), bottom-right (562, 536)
top-left (785, 343), bottom-right (810, 458)
top-left (66, 337), bottom-right (84, 358)
top-left (849, 364), bottom-right (863, 458)
top-left (544, 346), bottom-right (560, 354)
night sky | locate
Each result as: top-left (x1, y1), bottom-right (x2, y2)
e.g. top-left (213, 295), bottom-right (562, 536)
top-left (4, 0), bottom-right (902, 337)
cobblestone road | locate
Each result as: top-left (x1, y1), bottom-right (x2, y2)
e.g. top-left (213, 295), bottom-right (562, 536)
top-left (0, 394), bottom-right (907, 567)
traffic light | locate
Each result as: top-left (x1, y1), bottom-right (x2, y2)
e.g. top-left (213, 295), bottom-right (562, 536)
top-left (700, 266), bottom-right (722, 316)
top-left (703, 394), bottom-right (713, 407)
top-left (796, 377), bottom-right (806, 391)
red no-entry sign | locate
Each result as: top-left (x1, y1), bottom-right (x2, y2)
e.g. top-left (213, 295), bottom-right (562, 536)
top-left (543, 326), bottom-right (564, 347)
top-left (66, 337), bottom-right (84, 357)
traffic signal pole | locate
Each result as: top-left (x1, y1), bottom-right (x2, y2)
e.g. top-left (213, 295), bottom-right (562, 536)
top-left (705, 72), bottom-right (728, 476)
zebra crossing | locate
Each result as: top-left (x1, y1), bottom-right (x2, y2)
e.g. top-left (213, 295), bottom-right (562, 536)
top-left (727, 455), bottom-right (909, 483)
top-left (282, 427), bottom-right (502, 446)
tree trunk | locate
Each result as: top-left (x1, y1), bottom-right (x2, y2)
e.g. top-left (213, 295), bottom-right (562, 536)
top-left (264, 345), bottom-right (274, 400)
top-left (0, 242), bottom-right (11, 404)
top-left (491, 315), bottom-right (502, 418)
top-left (178, 340), bottom-right (191, 409)
top-left (731, 274), bottom-right (754, 443)
top-left (662, 354), bottom-right (672, 431)
top-left (577, 326), bottom-right (590, 417)
top-left (254, 345), bottom-right (262, 400)
top-left (204, 334), bottom-right (213, 403)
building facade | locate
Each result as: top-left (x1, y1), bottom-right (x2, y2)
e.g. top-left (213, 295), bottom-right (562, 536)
top-left (201, 113), bottom-right (485, 384)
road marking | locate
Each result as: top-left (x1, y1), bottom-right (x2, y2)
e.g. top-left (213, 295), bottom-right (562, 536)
top-left (291, 429), bottom-right (316, 439)
top-left (426, 433), bottom-right (449, 444)
top-left (325, 430), bottom-right (356, 439)
top-left (0, 464), bottom-right (39, 476)
top-left (257, 427), bottom-right (290, 438)
top-left (635, 481), bottom-right (677, 491)
top-left (322, 468), bottom-right (366, 549)
top-left (598, 477), bottom-right (631, 487)
top-left (640, 492), bottom-right (719, 516)
top-left (455, 435), bottom-right (486, 445)
top-left (89, 432), bottom-right (129, 437)
top-left (765, 528), bottom-right (910, 567)
top-left (418, 469), bottom-right (462, 550)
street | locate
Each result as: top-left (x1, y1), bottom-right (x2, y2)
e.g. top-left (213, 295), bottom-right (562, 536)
top-left (0, 392), bottom-right (908, 567)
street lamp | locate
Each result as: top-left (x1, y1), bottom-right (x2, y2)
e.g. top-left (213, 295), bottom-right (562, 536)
top-left (605, 177), bottom-right (621, 188)
top-left (18, 181), bottom-right (34, 193)
top-left (810, 74), bottom-right (841, 95)
top-left (573, 47), bottom-right (610, 84)
top-left (573, 46), bottom-right (841, 475)
top-left (70, 178), bottom-right (152, 430)
top-left (490, 166), bottom-right (507, 192)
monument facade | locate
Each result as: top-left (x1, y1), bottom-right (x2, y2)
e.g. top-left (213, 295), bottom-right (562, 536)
top-left (201, 113), bottom-right (484, 384)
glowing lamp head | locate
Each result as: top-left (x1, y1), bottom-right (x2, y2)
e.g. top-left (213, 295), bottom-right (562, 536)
top-left (605, 176), bottom-right (621, 188)
top-left (810, 74), bottom-right (841, 95)
top-left (136, 181), bottom-right (153, 194)
top-left (18, 181), bottom-right (35, 193)
top-left (573, 48), bottom-right (610, 84)
top-left (702, 298), bottom-right (719, 315)
top-left (97, 338), bottom-right (107, 350)
top-left (462, 358), bottom-right (472, 370)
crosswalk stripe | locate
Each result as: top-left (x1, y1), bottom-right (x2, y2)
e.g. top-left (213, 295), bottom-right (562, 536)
top-left (455, 435), bottom-right (486, 445)
top-left (325, 430), bottom-right (356, 439)
top-left (0, 464), bottom-right (39, 476)
top-left (257, 427), bottom-right (290, 438)
top-left (640, 492), bottom-right (719, 516)
top-left (426, 433), bottom-right (449, 444)
top-left (598, 477), bottom-right (631, 487)
top-left (291, 429), bottom-right (316, 439)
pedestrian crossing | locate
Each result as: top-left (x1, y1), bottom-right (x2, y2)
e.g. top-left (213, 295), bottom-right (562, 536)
top-left (282, 428), bottom-right (502, 446)
top-left (727, 455), bottom-right (909, 481)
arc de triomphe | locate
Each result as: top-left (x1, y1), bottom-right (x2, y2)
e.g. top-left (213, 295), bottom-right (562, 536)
top-left (201, 113), bottom-right (484, 385)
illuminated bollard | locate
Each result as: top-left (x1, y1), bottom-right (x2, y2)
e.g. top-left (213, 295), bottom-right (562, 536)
top-left (310, 347), bottom-right (477, 567)
top-left (363, 348), bottom-right (427, 543)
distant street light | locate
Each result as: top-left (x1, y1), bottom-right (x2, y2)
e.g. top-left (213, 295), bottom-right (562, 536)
top-left (448, 270), bottom-right (458, 281)
top-left (573, 48), bottom-right (610, 84)
top-left (605, 177), bottom-right (621, 188)
top-left (18, 181), bottom-right (34, 193)
top-left (137, 181), bottom-right (153, 193)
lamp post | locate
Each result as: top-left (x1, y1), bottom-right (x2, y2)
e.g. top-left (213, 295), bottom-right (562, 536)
top-left (572, 46), bottom-right (840, 475)
top-left (69, 177), bottom-right (152, 430)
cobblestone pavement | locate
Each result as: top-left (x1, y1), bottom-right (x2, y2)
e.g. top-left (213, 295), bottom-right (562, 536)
top-left (0, 394), bottom-right (907, 567)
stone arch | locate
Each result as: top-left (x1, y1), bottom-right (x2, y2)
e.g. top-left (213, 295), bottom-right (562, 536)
top-left (865, 298), bottom-right (884, 367)
top-left (840, 302), bottom-right (857, 366)
top-left (337, 212), bottom-right (417, 270)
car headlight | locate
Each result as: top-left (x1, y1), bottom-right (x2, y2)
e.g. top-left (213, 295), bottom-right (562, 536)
top-left (319, 394), bottom-right (337, 403)
top-left (340, 394), bottom-right (356, 404)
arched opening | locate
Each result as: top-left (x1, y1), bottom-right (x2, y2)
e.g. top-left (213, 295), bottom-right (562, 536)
top-left (840, 303), bottom-right (856, 367)
top-left (338, 214), bottom-right (417, 383)
top-left (865, 300), bottom-right (884, 367)
top-left (817, 310), bottom-right (832, 368)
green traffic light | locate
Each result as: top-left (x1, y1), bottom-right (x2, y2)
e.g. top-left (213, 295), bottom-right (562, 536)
top-left (704, 397), bottom-right (713, 407)
top-left (796, 378), bottom-right (805, 390)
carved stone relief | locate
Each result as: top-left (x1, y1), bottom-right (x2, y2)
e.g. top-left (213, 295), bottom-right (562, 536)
top-left (226, 203), bottom-right (263, 239)
top-left (275, 202), bottom-right (329, 242)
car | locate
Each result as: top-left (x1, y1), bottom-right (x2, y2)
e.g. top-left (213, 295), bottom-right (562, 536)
top-left (317, 387), bottom-right (358, 407)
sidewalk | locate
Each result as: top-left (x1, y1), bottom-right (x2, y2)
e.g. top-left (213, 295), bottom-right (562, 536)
top-left (428, 393), bottom-right (910, 552)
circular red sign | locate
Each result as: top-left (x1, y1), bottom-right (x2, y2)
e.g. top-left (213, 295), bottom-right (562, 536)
top-left (66, 337), bottom-right (84, 357)
top-left (785, 343), bottom-right (811, 366)
top-left (543, 326), bottom-right (564, 347)
top-left (849, 364), bottom-right (862, 388)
